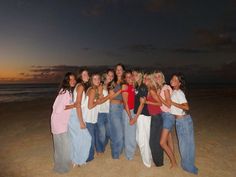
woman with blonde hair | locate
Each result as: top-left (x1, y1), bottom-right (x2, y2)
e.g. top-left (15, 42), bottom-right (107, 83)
top-left (131, 70), bottom-right (152, 167)
top-left (153, 71), bottom-right (177, 168)
top-left (145, 73), bottom-right (164, 167)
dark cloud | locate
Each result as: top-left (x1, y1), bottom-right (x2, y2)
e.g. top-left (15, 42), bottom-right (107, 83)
top-left (145, 0), bottom-right (176, 13)
top-left (121, 44), bottom-right (158, 54)
top-left (170, 48), bottom-right (209, 54)
top-left (194, 29), bottom-right (233, 47)
top-left (11, 61), bottom-right (235, 84)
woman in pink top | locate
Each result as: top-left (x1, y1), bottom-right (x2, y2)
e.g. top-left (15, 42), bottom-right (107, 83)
top-left (154, 71), bottom-right (177, 168)
top-left (51, 72), bottom-right (76, 173)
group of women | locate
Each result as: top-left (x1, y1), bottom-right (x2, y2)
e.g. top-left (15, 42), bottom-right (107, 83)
top-left (50, 63), bottom-right (198, 175)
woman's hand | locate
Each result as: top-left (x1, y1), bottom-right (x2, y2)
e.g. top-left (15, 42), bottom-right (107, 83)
top-left (130, 117), bottom-right (137, 125)
top-left (80, 121), bottom-right (86, 129)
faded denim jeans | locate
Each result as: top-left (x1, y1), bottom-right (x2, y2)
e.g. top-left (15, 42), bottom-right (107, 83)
top-left (109, 103), bottom-right (124, 159)
top-left (96, 113), bottom-right (110, 153)
top-left (122, 109), bottom-right (136, 160)
top-left (176, 115), bottom-right (198, 174)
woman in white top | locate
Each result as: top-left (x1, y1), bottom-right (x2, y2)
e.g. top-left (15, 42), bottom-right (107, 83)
top-left (170, 73), bottom-right (198, 174)
top-left (153, 71), bottom-right (177, 168)
top-left (96, 69), bottom-right (114, 154)
top-left (85, 73), bottom-right (110, 162)
top-left (67, 69), bottom-right (92, 167)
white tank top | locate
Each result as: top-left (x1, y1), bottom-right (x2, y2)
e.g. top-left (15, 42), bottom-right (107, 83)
top-left (73, 84), bottom-right (87, 116)
top-left (98, 89), bottom-right (110, 113)
top-left (83, 88), bottom-right (99, 124)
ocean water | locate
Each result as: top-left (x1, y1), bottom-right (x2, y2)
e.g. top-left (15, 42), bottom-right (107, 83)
top-left (0, 83), bottom-right (58, 103)
top-left (0, 83), bottom-right (235, 103)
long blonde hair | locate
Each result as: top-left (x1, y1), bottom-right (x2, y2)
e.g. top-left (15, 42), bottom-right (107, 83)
top-left (146, 74), bottom-right (161, 92)
top-left (133, 70), bottom-right (143, 87)
top-left (153, 70), bottom-right (166, 87)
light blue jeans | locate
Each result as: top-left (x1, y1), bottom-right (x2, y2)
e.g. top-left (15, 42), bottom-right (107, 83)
top-left (109, 103), bottom-right (124, 159)
top-left (122, 109), bottom-right (137, 160)
top-left (86, 122), bottom-right (97, 162)
top-left (96, 113), bottom-right (110, 153)
top-left (68, 109), bottom-right (91, 165)
top-left (176, 115), bottom-right (198, 174)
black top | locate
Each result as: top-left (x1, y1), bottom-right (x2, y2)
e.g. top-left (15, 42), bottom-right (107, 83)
top-left (134, 83), bottom-right (150, 116)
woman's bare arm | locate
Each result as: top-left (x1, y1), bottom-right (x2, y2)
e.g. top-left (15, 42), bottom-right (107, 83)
top-left (171, 101), bottom-right (189, 111)
top-left (75, 85), bottom-right (86, 129)
top-left (159, 89), bottom-right (171, 108)
top-left (122, 84), bottom-right (132, 120)
top-left (130, 97), bottom-right (145, 125)
top-left (88, 88), bottom-right (98, 110)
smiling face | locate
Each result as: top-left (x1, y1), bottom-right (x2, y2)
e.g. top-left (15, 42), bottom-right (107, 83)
top-left (132, 71), bottom-right (138, 82)
top-left (81, 70), bottom-right (89, 83)
top-left (170, 75), bottom-right (181, 90)
top-left (154, 72), bottom-right (164, 86)
top-left (69, 75), bottom-right (76, 87)
top-left (115, 65), bottom-right (124, 78)
top-left (92, 74), bottom-right (101, 87)
top-left (125, 72), bottom-right (133, 85)
top-left (107, 70), bottom-right (114, 83)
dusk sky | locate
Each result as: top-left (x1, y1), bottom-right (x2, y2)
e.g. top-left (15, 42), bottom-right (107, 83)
top-left (0, 0), bottom-right (236, 83)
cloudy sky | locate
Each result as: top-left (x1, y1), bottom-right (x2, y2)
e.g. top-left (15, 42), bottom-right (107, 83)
top-left (0, 0), bottom-right (236, 83)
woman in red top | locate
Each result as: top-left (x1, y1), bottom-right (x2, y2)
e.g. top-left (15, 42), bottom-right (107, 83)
top-left (145, 74), bottom-right (164, 167)
top-left (121, 70), bottom-right (136, 160)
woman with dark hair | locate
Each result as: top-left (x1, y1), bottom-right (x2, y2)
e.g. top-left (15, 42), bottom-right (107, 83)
top-left (170, 73), bottom-right (198, 174)
top-left (109, 63), bottom-right (125, 159)
top-left (51, 72), bottom-right (76, 173)
top-left (121, 70), bottom-right (136, 160)
top-left (68, 69), bottom-right (92, 166)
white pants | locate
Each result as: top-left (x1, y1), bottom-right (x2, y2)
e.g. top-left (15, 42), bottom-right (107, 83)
top-left (136, 114), bottom-right (152, 167)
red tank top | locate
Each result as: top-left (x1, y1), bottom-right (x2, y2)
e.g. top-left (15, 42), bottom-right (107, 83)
top-left (147, 94), bottom-right (162, 116)
top-left (122, 84), bottom-right (135, 110)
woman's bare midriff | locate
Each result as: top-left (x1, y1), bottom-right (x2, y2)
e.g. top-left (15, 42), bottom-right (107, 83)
top-left (175, 114), bottom-right (187, 119)
top-left (110, 99), bottom-right (123, 104)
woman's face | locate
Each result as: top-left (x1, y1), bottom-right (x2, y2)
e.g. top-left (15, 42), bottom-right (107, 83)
top-left (69, 75), bottom-right (77, 87)
top-left (106, 71), bottom-right (114, 83)
top-left (170, 75), bottom-right (180, 89)
top-left (92, 75), bottom-right (101, 87)
top-left (132, 71), bottom-right (139, 82)
top-left (81, 70), bottom-right (89, 82)
top-left (154, 73), bottom-right (162, 85)
top-left (125, 73), bottom-right (133, 85)
top-left (115, 65), bottom-right (124, 78)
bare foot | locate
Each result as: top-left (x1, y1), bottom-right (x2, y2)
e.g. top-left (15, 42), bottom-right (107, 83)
top-left (170, 162), bottom-right (177, 169)
top-left (96, 152), bottom-right (104, 156)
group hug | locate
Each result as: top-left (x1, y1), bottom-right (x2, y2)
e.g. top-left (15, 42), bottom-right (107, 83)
top-left (50, 63), bottom-right (198, 175)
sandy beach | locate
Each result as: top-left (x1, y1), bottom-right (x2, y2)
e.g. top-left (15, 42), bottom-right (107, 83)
top-left (0, 87), bottom-right (236, 177)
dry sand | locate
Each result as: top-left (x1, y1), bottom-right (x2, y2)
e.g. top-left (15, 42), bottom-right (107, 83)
top-left (0, 88), bottom-right (236, 177)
